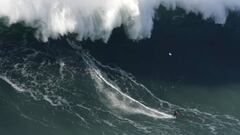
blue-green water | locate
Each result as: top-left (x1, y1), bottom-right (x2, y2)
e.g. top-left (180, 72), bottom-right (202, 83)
top-left (1, 9), bottom-right (240, 135)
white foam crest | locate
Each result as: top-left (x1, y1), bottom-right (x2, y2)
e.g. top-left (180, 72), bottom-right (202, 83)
top-left (1, 0), bottom-right (240, 42)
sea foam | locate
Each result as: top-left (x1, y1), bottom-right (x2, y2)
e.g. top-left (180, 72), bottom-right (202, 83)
top-left (0, 0), bottom-right (239, 42)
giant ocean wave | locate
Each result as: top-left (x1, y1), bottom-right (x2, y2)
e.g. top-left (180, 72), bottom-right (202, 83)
top-left (1, 1), bottom-right (240, 135)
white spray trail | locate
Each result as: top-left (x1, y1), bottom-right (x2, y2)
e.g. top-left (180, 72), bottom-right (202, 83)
top-left (0, 0), bottom-right (240, 42)
top-left (80, 51), bottom-right (174, 119)
top-left (0, 75), bottom-right (25, 92)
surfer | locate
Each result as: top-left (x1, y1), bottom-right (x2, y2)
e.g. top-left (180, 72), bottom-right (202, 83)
top-left (173, 110), bottom-right (180, 118)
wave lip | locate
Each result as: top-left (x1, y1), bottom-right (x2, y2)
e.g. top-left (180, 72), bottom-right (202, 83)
top-left (0, 0), bottom-right (147, 42)
top-left (1, 0), bottom-right (240, 42)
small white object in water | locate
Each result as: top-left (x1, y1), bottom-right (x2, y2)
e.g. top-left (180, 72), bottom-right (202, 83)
top-left (169, 52), bottom-right (173, 56)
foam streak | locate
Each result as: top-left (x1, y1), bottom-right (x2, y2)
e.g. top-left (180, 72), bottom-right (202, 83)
top-left (0, 75), bottom-right (25, 92)
top-left (80, 51), bottom-right (174, 119)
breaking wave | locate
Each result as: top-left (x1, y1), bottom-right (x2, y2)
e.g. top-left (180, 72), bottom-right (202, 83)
top-left (1, 0), bottom-right (240, 42)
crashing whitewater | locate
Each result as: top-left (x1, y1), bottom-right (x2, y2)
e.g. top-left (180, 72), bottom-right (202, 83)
top-left (1, 0), bottom-right (240, 42)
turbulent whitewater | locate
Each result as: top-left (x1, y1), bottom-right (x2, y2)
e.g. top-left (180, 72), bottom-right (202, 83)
top-left (1, 0), bottom-right (240, 42)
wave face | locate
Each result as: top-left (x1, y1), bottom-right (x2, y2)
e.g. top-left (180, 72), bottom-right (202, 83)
top-left (0, 36), bottom-right (240, 135)
top-left (0, 19), bottom-right (240, 134)
top-left (1, 0), bottom-right (240, 42)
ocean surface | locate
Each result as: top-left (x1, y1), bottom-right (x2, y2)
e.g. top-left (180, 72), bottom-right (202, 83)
top-left (1, 3), bottom-right (240, 135)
